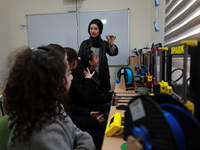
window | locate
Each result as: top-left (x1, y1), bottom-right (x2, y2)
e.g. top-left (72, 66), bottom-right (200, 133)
top-left (164, 0), bottom-right (200, 47)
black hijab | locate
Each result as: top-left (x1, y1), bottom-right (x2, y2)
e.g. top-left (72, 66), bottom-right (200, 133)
top-left (88, 19), bottom-right (103, 48)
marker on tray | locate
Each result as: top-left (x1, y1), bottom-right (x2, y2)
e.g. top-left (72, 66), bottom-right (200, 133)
top-left (105, 34), bottom-right (108, 38)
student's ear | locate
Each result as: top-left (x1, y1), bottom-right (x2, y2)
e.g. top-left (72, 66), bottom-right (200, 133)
top-left (73, 60), bottom-right (77, 67)
top-left (89, 60), bottom-right (93, 66)
top-left (72, 60), bottom-right (77, 70)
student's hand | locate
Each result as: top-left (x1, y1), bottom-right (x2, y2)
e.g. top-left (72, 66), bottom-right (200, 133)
top-left (83, 68), bottom-right (95, 78)
top-left (96, 114), bottom-right (105, 126)
top-left (90, 111), bottom-right (100, 118)
top-left (106, 34), bottom-right (116, 47)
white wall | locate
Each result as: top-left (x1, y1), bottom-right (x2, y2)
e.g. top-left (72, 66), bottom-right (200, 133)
top-left (0, 0), bottom-right (166, 90)
top-left (151, 1), bottom-right (165, 46)
top-left (0, 1), bottom-right (12, 86)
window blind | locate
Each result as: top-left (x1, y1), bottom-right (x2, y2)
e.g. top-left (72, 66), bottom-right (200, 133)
top-left (164, 0), bottom-right (200, 47)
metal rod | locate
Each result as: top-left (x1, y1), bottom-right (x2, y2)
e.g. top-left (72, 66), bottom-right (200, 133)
top-left (116, 101), bottom-right (129, 103)
top-left (116, 98), bottom-right (132, 100)
top-left (160, 50), bottom-right (163, 81)
top-left (116, 95), bottom-right (135, 97)
top-left (172, 91), bottom-right (182, 101)
top-left (166, 50), bottom-right (172, 86)
top-left (115, 92), bottom-right (137, 94)
top-left (112, 92), bottom-right (116, 106)
top-left (182, 44), bottom-right (188, 104)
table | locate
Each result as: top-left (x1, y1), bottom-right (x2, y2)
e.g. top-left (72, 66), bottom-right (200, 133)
top-left (101, 77), bottom-right (137, 150)
top-left (101, 104), bottom-right (127, 150)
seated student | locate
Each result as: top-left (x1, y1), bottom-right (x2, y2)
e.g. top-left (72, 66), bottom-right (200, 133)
top-left (64, 47), bottom-right (78, 70)
top-left (3, 46), bottom-right (95, 150)
top-left (70, 49), bottom-right (113, 114)
top-left (47, 43), bottom-right (67, 56)
top-left (65, 47), bottom-right (106, 150)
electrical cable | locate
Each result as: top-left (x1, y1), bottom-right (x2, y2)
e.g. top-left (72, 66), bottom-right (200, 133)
top-left (171, 68), bottom-right (183, 84)
top-left (130, 64), bottom-right (150, 76)
top-left (186, 77), bottom-right (190, 83)
top-left (76, 0), bottom-right (79, 49)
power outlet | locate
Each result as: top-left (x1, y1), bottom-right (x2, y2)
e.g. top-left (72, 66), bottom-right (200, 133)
top-left (66, 6), bottom-right (77, 12)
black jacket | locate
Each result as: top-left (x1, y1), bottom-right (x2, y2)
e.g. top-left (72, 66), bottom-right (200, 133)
top-left (69, 70), bottom-right (112, 108)
top-left (69, 104), bottom-right (99, 132)
top-left (79, 39), bottom-right (118, 91)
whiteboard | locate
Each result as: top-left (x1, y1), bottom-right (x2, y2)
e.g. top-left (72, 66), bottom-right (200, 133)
top-left (26, 9), bottom-right (129, 65)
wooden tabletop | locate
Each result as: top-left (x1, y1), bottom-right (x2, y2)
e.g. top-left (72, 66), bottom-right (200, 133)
top-left (101, 76), bottom-right (137, 150)
top-left (101, 103), bottom-right (127, 150)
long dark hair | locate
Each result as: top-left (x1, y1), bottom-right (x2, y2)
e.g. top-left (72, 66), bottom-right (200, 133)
top-left (3, 46), bottom-right (69, 144)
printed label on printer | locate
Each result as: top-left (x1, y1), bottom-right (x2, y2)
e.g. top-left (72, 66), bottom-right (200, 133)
top-left (129, 98), bottom-right (146, 121)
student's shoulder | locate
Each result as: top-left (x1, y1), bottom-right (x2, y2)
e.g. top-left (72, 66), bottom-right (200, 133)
top-left (31, 116), bottom-right (75, 149)
top-left (34, 116), bottom-right (76, 140)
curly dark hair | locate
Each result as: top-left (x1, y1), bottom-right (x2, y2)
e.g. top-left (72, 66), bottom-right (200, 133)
top-left (3, 46), bottom-right (69, 144)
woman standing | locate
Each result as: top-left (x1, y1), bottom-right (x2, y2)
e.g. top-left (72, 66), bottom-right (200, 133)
top-left (79, 19), bottom-right (118, 91)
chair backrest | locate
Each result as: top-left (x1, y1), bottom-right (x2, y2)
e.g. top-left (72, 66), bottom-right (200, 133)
top-left (0, 115), bottom-right (10, 150)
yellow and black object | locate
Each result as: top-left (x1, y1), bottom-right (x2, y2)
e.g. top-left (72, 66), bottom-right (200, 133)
top-left (151, 80), bottom-right (173, 95)
top-left (158, 40), bottom-right (200, 117)
top-left (105, 112), bottom-right (124, 137)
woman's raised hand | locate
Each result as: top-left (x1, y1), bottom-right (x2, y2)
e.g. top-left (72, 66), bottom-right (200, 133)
top-left (106, 34), bottom-right (116, 47)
